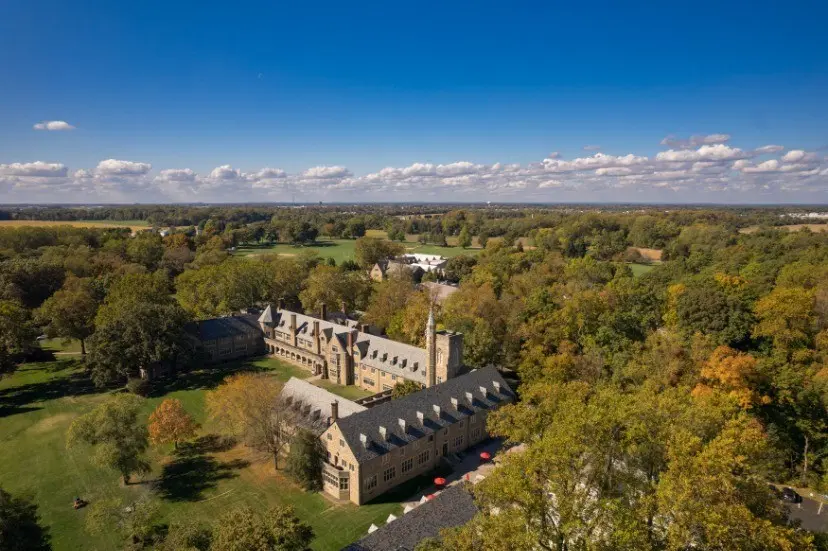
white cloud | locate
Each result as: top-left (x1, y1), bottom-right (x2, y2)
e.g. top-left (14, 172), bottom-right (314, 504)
top-left (302, 165), bottom-right (351, 179)
top-left (0, 161), bottom-right (68, 177)
top-left (33, 120), bottom-right (75, 131)
top-left (583, 145), bottom-right (601, 151)
top-left (255, 168), bottom-right (287, 179)
top-left (209, 165), bottom-right (244, 180)
top-left (96, 159), bottom-right (151, 176)
top-left (543, 152), bottom-right (649, 172)
top-left (656, 144), bottom-right (748, 162)
top-left (742, 160), bottom-right (779, 173)
top-left (660, 134), bottom-right (731, 149)
top-left (755, 145), bottom-right (784, 154)
top-left (780, 150), bottom-right (818, 164)
top-left (158, 168), bottom-right (197, 182)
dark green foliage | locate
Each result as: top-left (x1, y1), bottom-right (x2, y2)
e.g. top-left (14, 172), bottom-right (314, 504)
top-left (126, 377), bottom-right (151, 396)
top-left (285, 430), bottom-right (325, 492)
top-left (0, 487), bottom-right (51, 551)
top-left (391, 379), bottom-right (422, 399)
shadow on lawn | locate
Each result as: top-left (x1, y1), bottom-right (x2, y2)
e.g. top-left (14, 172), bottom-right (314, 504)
top-left (148, 360), bottom-right (267, 398)
top-left (156, 434), bottom-right (249, 502)
top-left (0, 361), bottom-right (101, 419)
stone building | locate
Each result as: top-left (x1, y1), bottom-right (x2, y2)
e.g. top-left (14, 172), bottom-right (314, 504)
top-left (257, 305), bottom-right (463, 394)
top-left (189, 313), bottom-right (265, 363)
top-left (369, 254), bottom-right (448, 282)
top-left (318, 366), bottom-right (513, 504)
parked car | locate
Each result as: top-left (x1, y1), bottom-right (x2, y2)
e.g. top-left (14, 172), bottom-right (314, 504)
top-left (781, 487), bottom-right (802, 503)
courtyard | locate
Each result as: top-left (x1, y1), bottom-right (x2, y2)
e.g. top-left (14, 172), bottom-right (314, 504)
top-left (0, 355), bottom-right (395, 550)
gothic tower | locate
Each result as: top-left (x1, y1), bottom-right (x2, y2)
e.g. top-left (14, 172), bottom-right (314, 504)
top-left (426, 308), bottom-right (436, 387)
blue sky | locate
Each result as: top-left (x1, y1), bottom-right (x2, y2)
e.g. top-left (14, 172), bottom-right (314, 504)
top-left (1, 0), bottom-right (827, 203)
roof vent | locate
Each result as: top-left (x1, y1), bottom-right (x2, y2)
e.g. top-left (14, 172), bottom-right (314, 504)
top-left (433, 404), bottom-right (441, 417)
top-left (416, 411), bottom-right (425, 424)
top-left (398, 418), bottom-right (407, 433)
top-left (379, 426), bottom-right (388, 441)
top-left (360, 433), bottom-right (368, 448)
top-left (451, 397), bottom-right (459, 409)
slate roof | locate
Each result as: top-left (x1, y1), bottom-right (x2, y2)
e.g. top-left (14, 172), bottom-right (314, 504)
top-left (263, 307), bottom-right (430, 385)
top-left (280, 377), bottom-right (367, 426)
top-left (189, 314), bottom-right (262, 341)
top-left (421, 282), bottom-right (459, 304)
top-left (334, 366), bottom-right (513, 463)
top-left (342, 485), bottom-right (478, 551)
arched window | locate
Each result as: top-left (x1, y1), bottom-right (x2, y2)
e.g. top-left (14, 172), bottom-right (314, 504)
top-left (437, 349), bottom-right (443, 365)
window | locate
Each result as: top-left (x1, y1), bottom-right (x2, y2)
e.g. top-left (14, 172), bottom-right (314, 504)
top-left (428, 435), bottom-right (434, 442)
top-left (401, 458), bottom-right (413, 473)
top-left (219, 347), bottom-right (232, 356)
top-left (362, 377), bottom-right (375, 386)
top-left (323, 471), bottom-right (338, 486)
top-left (382, 384), bottom-right (392, 391)
top-left (400, 446), bottom-right (406, 456)
top-left (371, 368), bottom-right (376, 374)
top-left (471, 427), bottom-right (481, 440)
top-left (236, 344), bottom-right (247, 353)
top-left (349, 465), bottom-right (354, 471)
top-left (327, 434), bottom-right (333, 440)
top-left (417, 450), bottom-right (430, 465)
top-left (391, 374), bottom-right (397, 381)
top-left (437, 377), bottom-right (443, 384)
top-left (339, 439), bottom-right (345, 447)
top-left (413, 441), bottom-right (420, 450)
top-left (383, 467), bottom-right (396, 482)
top-left (364, 475), bottom-right (377, 491)
top-left (339, 477), bottom-right (349, 490)
top-left (382, 455), bottom-right (389, 465)
top-left (453, 435), bottom-right (464, 449)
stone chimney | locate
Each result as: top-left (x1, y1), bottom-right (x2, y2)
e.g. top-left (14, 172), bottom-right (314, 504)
top-left (320, 303), bottom-right (327, 321)
top-left (378, 426), bottom-right (388, 441)
top-left (313, 321), bottom-right (321, 354)
top-left (450, 397), bottom-right (459, 410)
top-left (360, 433), bottom-right (368, 448)
top-left (278, 298), bottom-right (285, 310)
top-left (398, 418), bottom-right (407, 434)
top-left (290, 314), bottom-right (297, 346)
top-left (465, 391), bottom-right (473, 403)
top-left (432, 404), bottom-right (441, 418)
top-left (416, 411), bottom-right (425, 425)
top-left (493, 381), bottom-right (501, 393)
top-left (479, 385), bottom-right (488, 397)
top-left (340, 300), bottom-right (347, 314)
top-left (330, 401), bottom-right (339, 423)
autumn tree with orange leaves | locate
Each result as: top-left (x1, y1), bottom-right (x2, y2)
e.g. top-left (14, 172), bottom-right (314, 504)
top-left (692, 346), bottom-right (769, 409)
top-left (148, 399), bottom-right (199, 450)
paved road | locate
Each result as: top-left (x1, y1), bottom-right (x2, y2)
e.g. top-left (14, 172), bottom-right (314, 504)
top-left (786, 496), bottom-right (828, 533)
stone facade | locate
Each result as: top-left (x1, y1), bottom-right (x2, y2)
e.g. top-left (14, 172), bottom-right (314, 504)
top-left (257, 305), bottom-right (463, 394)
top-left (318, 366), bottom-right (513, 505)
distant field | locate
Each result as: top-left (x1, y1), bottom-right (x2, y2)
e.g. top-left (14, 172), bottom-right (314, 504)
top-left (234, 237), bottom-right (481, 263)
top-left (627, 246), bottom-right (663, 262)
top-left (0, 219), bottom-right (150, 232)
top-left (629, 263), bottom-right (655, 277)
top-left (740, 224), bottom-right (828, 234)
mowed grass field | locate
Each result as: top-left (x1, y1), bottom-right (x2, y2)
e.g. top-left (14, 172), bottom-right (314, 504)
top-left (0, 219), bottom-right (151, 233)
top-left (234, 235), bottom-right (482, 263)
top-left (0, 356), bottom-right (397, 551)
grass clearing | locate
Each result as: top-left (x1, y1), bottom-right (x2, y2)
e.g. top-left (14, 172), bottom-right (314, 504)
top-left (0, 356), bottom-right (400, 550)
top-left (0, 220), bottom-right (151, 232)
top-left (38, 338), bottom-right (83, 354)
top-left (234, 238), bottom-right (481, 263)
top-left (629, 263), bottom-right (655, 277)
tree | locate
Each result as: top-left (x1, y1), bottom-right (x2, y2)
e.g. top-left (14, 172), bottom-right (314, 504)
top-left (66, 394), bottom-right (150, 484)
top-left (84, 496), bottom-right (162, 549)
top-left (0, 299), bottom-right (37, 377)
top-left (206, 373), bottom-right (295, 470)
top-left (754, 286), bottom-right (816, 352)
top-left (209, 506), bottom-right (313, 551)
top-left (126, 233), bottom-right (164, 269)
top-left (457, 226), bottom-right (472, 249)
top-left (285, 429), bottom-right (325, 491)
top-left (148, 399), bottom-right (199, 450)
top-left (353, 237), bottom-right (404, 269)
top-left (387, 289), bottom-right (433, 347)
top-left (0, 487), bottom-right (51, 551)
top-left (443, 255), bottom-right (477, 283)
top-left (157, 521), bottom-right (212, 551)
top-left (298, 265), bottom-right (370, 314)
top-left (362, 275), bottom-right (417, 332)
top-left (36, 276), bottom-right (99, 354)
top-left (345, 219), bottom-right (366, 239)
top-left (391, 379), bottom-right (422, 399)
top-left (692, 346), bottom-right (767, 408)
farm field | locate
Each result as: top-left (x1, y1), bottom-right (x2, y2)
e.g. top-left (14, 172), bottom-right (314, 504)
top-left (234, 237), bottom-right (481, 262)
top-left (0, 356), bottom-right (400, 551)
top-left (0, 219), bottom-right (151, 232)
top-left (739, 224), bottom-right (828, 234)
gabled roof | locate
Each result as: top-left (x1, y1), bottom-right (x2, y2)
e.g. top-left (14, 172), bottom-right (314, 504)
top-left (334, 366), bottom-right (513, 463)
top-left (258, 304), bottom-right (274, 324)
top-left (280, 377), bottom-right (366, 430)
top-left (188, 314), bottom-right (262, 341)
top-left (342, 485), bottom-right (478, 551)
top-left (264, 307), bottom-right (430, 384)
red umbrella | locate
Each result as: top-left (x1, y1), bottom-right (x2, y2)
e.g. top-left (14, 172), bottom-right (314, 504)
top-left (434, 477), bottom-right (447, 486)
top-left (426, 494), bottom-right (436, 500)
top-left (480, 451), bottom-right (492, 461)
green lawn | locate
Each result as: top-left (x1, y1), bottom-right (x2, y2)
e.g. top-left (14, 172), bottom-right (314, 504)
top-left (629, 263), bottom-right (656, 277)
top-left (233, 238), bottom-right (480, 263)
top-left (312, 379), bottom-right (373, 401)
top-left (38, 338), bottom-right (83, 354)
top-left (0, 357), bottom-right (400, 551)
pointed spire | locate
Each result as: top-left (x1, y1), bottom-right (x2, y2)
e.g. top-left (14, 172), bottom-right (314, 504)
top-left (426, 307), bottom-right (435, 332)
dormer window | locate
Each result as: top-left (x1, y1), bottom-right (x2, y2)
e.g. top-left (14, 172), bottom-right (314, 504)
top-left (412, 362), bottom-right (418, 372)
top-left (382, 353), bottom-right (388, 362)
top-left (391, 356), bottom-right (397, 365)
top-left (401, 359), bottom-right (407, 368)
